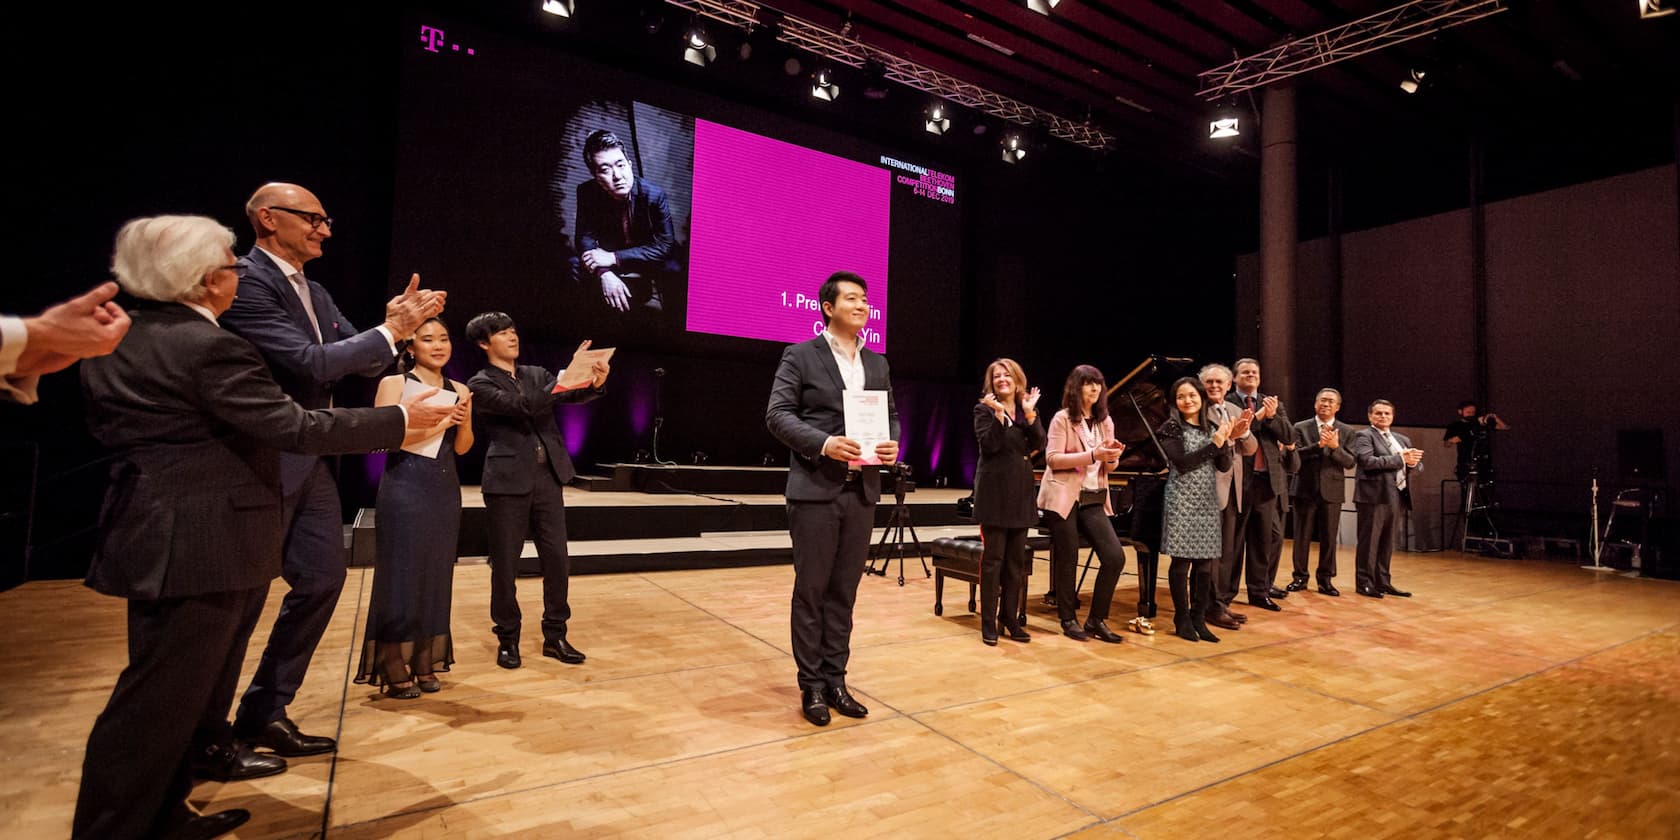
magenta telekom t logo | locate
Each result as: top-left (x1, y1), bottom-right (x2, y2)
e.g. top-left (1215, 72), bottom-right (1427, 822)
top-left (420, 25), bottom-right (445, 53)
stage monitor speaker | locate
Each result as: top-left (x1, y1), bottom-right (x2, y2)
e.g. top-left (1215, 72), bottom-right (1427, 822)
top-left (1617, 428), bottom-right (1666, 482)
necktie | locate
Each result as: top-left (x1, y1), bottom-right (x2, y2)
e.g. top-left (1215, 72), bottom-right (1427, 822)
top-left (289, 273), bottom-right (324, 343)
top-left (1387, 433), bottom-right (1407, 490)
top-left (1245, 396), bottom-right (1266, 471)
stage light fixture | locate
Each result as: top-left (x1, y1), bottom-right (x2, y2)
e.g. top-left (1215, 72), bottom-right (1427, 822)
top-left (683, 22), bottom-right (717, 66)
top-left (540, 0), bottom-right (574, 17)
top-left (811, 66), bottom-right (840, 101)
top-left (924, 103), bottom-right (951, 135)
top-left (1639, 0), bottom-right (1674, 18)
top-left (1027, 0), bottom-right (1062, 15)
top-left (1001, 132), bottom-right (1027, 163)
top-left (1209, 114), bottom-right (1239, 139)
top-left (1399, 67), bottom-right (1427, 94)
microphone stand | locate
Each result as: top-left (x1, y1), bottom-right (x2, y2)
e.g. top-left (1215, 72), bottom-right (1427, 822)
top-left (1583, 469), bottom-right (1612, 572)
top-left (651, 366), bottom-right (674, 466)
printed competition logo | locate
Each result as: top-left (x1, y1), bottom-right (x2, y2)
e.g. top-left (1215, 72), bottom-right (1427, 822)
top-left (419, 24), bottom-right (477, 56)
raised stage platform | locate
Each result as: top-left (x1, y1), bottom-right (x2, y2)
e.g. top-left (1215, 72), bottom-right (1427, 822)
top-left (4, 546), bottom-right (1676, 837)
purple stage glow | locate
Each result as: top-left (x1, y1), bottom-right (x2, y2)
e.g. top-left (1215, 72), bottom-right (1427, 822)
top-left (685, 119), bottom-right (892, 352)
top-left (560, 408), bottom-right (590, 459)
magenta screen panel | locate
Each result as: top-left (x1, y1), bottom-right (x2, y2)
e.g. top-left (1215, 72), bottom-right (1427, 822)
top-left (686, 119), bottom-right (892, 352)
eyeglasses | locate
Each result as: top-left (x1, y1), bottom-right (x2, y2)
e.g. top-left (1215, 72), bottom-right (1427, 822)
top-left (267, 206), bottom-right (334, 230)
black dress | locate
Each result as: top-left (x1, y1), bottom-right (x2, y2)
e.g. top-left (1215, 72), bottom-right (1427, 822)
top-left (355, 375), bottom-right (462, 685)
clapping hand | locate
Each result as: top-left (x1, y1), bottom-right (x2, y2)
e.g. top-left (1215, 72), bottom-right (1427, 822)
top-left (1402, 448), bottom-right (1424, 467)
top-left (1321, 426), bottom-right (1340, 449)
top-left (1229, 407), bottom-right (1254, 440)
top-left (400, 387), bottom-right (453, 429)
top-left (1021, 387), bottom-right (1041, 415)
top-left (1096, 438), bottom-right (1126, 463)
top-left (384, 274), bottom-right (447, 336)
top-left (1212, 416), bottom-right (1234, 447)
top-left (1258, 394), bottom-right (1279, 419)
top-left (980, 393), bottom-right (1009, 423)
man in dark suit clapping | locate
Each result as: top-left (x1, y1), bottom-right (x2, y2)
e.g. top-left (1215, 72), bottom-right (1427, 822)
top-left (1351, 399), bottom-right (1423, 599)
top-left (74, 215), bottom-right (454, 840)
top-left (1287, 388), bottom-right (1356, 596)
top-left (765, 272), bottom-right (899, 726)
top-left (217, 182), bottom-right (447, 769)
top-left (465, 312), bottom-right (609, 670)
top-left (1227, 358), bottom-right (1293, 611)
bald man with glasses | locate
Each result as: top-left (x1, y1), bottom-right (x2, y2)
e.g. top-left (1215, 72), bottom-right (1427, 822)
top-left (211, 182), bottom-right (446, 779)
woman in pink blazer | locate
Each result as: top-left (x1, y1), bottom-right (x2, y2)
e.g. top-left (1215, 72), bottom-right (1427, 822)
top-left (1035, 365), bottom-right (1128, 643)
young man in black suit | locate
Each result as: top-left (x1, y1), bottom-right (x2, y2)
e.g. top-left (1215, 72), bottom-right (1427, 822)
top-left (76, 215), bottom-right (453, 840)
top-left (765, 272), bottom-right (900, 726)
top-left (466, 312), bottom-right (610, 669)
top-left (1288, 388), bottom-right (1357, 595)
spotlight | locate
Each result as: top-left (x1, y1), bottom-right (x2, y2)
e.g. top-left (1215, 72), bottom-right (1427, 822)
top-left (683, 22), bottom-right (716, 66)
top-left (1209, 105), bottom-right (1236, 140)
top-left (1639, 0), bottom-right (1674, 19)
top-left (811, 66), bottom-right (840, 101)
top-left (1001, 132), bottom-right (1027, 163)
top-left (924, 102), bottom-right (951, 135)
top-left (1399, 67), bottom-right (1427, 94)
top-left (1027, 0), bottom-right (1062, 14)
top-left (540, 0), bottom-right (574, 17)
top-left (861, 60), bottom-right (890, 100)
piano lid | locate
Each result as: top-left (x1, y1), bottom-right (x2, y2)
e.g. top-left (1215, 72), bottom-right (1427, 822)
top-left (1104, 355), bottom-right (1198, 475)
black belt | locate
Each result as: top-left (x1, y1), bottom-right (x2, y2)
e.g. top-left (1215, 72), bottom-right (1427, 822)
top-left (843, 469), bottom-right (862, 483)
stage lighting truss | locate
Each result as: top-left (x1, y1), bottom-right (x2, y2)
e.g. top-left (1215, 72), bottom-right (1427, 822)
top-left (925, 103), bottom-right (951, 135)
top-left (1197, 0), bottom-right (1506, 100)
top-left (662, 0), bottom-right (1113, 151)
top-left (540, 0), bottom-right (575, 17)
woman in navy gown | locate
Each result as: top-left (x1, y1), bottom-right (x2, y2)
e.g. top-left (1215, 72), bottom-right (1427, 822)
top-left (355, 317), bottom-right (474, 698)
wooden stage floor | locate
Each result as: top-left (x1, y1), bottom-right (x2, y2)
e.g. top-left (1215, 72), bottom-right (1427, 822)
top-left (3, 546), bottom-right (1676, 838)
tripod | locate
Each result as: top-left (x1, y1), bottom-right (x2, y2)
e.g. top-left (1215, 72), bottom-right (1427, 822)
top-left (867, 464), bottom-right (928, 586)
top-left (1458, 437), bottom-right (1508, 554)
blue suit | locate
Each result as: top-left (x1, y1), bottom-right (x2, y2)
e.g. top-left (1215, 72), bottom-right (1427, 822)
top-left (219, 247), bottom-right (397, 733)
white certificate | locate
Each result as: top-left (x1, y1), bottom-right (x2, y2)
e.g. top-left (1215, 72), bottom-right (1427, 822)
top-left (842, 389), bottom-right (890, 466)
top-left (399, 378), bottom-right (459, 459)
top-left (551, 347), bottom-right (616, 393)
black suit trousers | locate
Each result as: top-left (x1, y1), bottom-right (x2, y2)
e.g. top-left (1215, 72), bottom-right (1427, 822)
top-left (485, 467), bottom-right (573, 645)
top-left (1355, 496), bottom-right (1404, 590)
top-left (237, 459), bottom-right (346, 731)
top-left (1291, 496), bottom-right (1341, 582)
top-left (1046, 504), bottom-right (1126, 625)
top-left (1236, 476), bottom-right (1281, 599)
top-left (75, 585), bottom-right (268, 840)
top-left (1214, 496), bottom-right (1242, 608)
top-left (787, 485), bottom-right (875, 691)
top-left (979, 524), bottom-right (1027, 629)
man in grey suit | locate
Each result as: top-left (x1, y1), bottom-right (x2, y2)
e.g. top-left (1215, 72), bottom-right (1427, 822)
top-left (1350, 399), bottom-right (1423, 599)
top-left (218, 182), bottom-right (444, 768)
top-left (765, 271), bottom-right (899, 727)
top-left (1287, 388), bottom-right (1356, 595)
top-left (1199, 364), bottom-right (1255, 631)
top-left (74, 215), bottom-right (452, 840)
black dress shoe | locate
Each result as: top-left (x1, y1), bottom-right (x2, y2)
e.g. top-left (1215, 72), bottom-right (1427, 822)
top-left (1379, 585), bottom-right (1412, 597)
top-left (246, 717), bottom-right (336, 757)
top-left (1285, 579), bottom-right (1309, 592)
top-left (1230, 610), bottom-right (1249, 623)
top-left (497, 643), bottom-right (521, 669)
top-left (1060, 619), bottom-right (1089, 641)
top-left (1357, 586), bottom-right (1384, 598)
top-left (1246, 596), bottom-right (1283, 612)
top-left (1317, 582), bottom-right (1341, 597)
top-left (542, 637), bottom-right (587, 664)
top-left (1083, 620), bottom-right (1125, 644)
top-left (191, 742), bottom-right (286, 782)
top-left (1268, 586), bottom-right (1289, 599)
top-left (162, 808), bottom-right (251, 840)
top-left (1002, 623), bottom-right (1032, 643)
top-left (823, 686), bottom-right (869, 718)
top-left (800, 688), bottom-right (831, 726)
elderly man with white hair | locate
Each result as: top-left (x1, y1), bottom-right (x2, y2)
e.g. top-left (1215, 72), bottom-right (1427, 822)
top-left (73, 215), bottom-right (455, 840)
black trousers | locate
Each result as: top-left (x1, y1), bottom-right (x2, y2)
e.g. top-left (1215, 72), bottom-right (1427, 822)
top-left (75, 585), bottom-right (269, 840)
top-left (1291, 495), bottom-right (1341, 583)
top-left (485, 467), bottom-right (573, 646)
top-left (788, 486), bottom-right (875, 691)
top-left (1046, 503), bottom-right (1126, 625)
top-left (237, 459), bottom-right (345, 733)
top-left (1214, 496), bottom-right (1242, 608)
top-left (1134, 549), bottom-right (1160, 618)
top-left (1234, 476), bottom-right (1280, 600)
top-left (1356, 495), bottom-right (1406, 591)
top-left (979, 523), bottom-right (1027, 630)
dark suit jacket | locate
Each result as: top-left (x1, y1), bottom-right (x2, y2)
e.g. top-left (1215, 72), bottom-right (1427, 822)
top-left (972, 402), bottom-right (1044, 529)
top-left (1292, 417), bottom-right (1356, 503)
top-left (575, 179), bottom-right (679, 275)
top-left (79, 304), bottom-right (405, 600)
top-left (468, 364), bottom-right (600, 495)
top-left (766, 336), bottom-right (900, 504)
top-left (1227, 392), bottom-right (1293, 498)
top-left (221, 248), bottom-right (396, 490)
top-left (1351, 427), bottom-right (1422, 505)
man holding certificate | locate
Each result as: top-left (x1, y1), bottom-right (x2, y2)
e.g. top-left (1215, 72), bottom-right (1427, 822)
top-left (765, 271), bottom-right (900, 727)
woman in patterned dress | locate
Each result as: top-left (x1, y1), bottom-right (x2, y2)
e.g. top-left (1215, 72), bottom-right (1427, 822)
top-left (1157, 377), bottom-right (1238, 643)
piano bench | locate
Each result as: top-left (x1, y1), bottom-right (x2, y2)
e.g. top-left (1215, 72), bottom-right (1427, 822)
top-left (930, 535), bottom-right (1049, 617)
